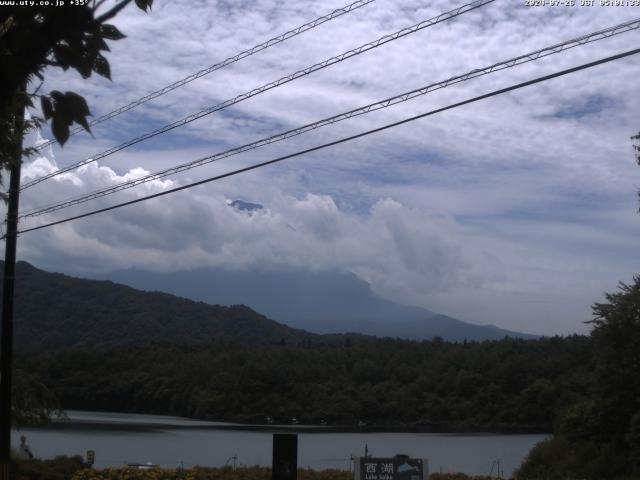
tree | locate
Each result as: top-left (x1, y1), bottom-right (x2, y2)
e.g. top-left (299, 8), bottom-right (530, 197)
top-left (589, 276), bottom-right (640, 471)
top-left (0, 0), bottom-right (153, 172)
top-left (633, 131), bottom-right (640, 210)
top-left (517, 276), bottom-right (640, 479)
top-left (11, 368), bottom-right (62, 427)
top-left (0, 2), bottom-right (154, 473)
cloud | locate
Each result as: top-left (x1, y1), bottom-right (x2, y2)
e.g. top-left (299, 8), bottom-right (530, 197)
top-left (3, 0), bottom-right (640, 336)
top-left (12, 147), bottom-right (638, 335)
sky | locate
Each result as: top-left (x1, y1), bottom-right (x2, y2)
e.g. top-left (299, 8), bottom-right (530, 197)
top-left (4, 0), bottom-right (640, 336)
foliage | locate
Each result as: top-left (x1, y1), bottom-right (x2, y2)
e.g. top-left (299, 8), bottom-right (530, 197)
top-left (514, 436), bottom-right (617, 480)
top-left (0, 0), bottom-right (153, 174)
top-left (5, 261), bottom-right (318, 350)
top-left (70, 466), bottom-right (494, 480)
top-left (72, 466), bottom-right (195, 480)
top-left (3, 260), bottom-right (593, 432)
top-left (10, 455), bottom-right (86, 480)
top-left (3, 458), bottom-right (505, 480)
top-left (517, 276), bottom-right (640, 479)
top-left (634, 131), bottom-right (640, 211)
top-left (430, 476), bottom-right (495, 480)
top-left (19, 334), bottom-right (591, 432)
top-left (11, 368), bottom-right (63, 427)
top-left (1, 0), bottom-right (150, 434)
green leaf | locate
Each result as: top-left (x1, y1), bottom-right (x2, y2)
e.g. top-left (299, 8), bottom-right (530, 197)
top-left (49, 90), bottom-right (64, 102)
top-left (52, 45), bottom-right (76, 70)
top-left (75, 115), bottom-right (92, 134)
top-left (75, 53), bottom-right (93, 78)
top-left (51, 116), bottom-right (70, 146)
top-left (64, 92), bottom-right (92, 133)
top-left (135, 0), bottom-right (153, 12)
top-left (62, 29), bottom-right (84, 52)
top-left (41, 96), bottom-right (53, 120)
top-left (100, 24), bottom-right (126, 40)
top-left (87, 33), bottom-right (110, 52)
top-left (93, 53), bottom-right (111, 80)
top-left (64, 92), bottom-right (90, 117)
top-left (50, 90), bottom-right (73, 124)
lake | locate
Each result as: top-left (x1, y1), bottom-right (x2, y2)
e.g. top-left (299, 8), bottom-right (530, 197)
top-left (12, 411), bottom-right (548, 477)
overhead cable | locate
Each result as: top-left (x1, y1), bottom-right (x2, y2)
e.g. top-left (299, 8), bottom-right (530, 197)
top-left (14, 46), bottom-right (640, 237)
top-left (20, 18), bottom-right (640, 219)
top-left (34, 0), bottom-right (378, 151)
top-left (21, 0), bottom-right (495, 190)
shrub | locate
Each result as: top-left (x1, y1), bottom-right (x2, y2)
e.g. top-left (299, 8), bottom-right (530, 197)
top-left (11, 455), bottom-right (86, 480)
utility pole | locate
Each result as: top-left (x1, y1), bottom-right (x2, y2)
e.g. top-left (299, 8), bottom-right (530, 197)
top-left (0, 97), bottom-right (25, 480)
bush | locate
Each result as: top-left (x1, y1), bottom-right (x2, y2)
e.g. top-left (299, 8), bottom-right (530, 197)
top-left (71, 466), bottom-right (495, 480)
top-left (11, 455), bottom-right (86, 480)
top-left (514, 436), bottom-right (629, 480)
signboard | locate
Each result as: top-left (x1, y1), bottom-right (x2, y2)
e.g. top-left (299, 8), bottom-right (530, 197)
top-left (272, 433), bottom-right (297, 480)
top-left (354, 457), bottom-right (428, 480)
top-left (86, 450), bottom-right (95, 465)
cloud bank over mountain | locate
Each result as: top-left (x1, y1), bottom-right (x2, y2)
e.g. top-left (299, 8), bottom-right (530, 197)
top-left (15, 144), bottom-right (635, 335)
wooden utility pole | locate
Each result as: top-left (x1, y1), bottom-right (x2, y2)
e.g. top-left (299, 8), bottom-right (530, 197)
top-left (0, 99), bottom-right (24, 480)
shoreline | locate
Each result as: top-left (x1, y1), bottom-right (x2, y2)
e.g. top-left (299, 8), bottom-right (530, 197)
top-left (35, 417), bottom-right (551, 435)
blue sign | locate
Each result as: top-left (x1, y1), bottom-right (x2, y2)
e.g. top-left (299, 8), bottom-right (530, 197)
top-left (356, 457), bottom-right (428, 480)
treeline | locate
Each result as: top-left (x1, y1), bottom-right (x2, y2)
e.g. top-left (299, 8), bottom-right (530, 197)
top-left (516, 277), bottom-right (640, 479)
top-left (18, 335), bottom-right (592, 432)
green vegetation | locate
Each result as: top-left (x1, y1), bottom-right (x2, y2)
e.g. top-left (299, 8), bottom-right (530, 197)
top-left (8, 260), bottom-right (594, 432)
top-left (19, 335), bottom-right (590, 431)
top-left (8, 261), bottom-right (640, 477)
top-left (6, 457), bottom-right (497, 480)
top-left (516, 276), bottom-right (640, 479)
top-left (10, 455), bottom-right (86, 480)
top-left (6, 261), bottom-right (321, 350)
top-left (1, 0), bottom-right (153, 171)
top-left (11, 368), bottom-right (62, 427)
top-left (68, 466), bottom-right (493, 480)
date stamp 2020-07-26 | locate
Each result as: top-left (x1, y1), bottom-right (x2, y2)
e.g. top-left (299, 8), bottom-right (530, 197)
top-left (524, 0), bottom-right (640, 7)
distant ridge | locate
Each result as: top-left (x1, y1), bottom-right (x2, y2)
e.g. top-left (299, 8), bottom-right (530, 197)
top-left (2, 261), bottom-right (320, 351)
top-left (102, 267), bottom-right (537, 341)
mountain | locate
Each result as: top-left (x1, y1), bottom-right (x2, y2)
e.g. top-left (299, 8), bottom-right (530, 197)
top-left (227, 199), bottom-right (264, 212)
top-left (2, 261), bottom-right (320, 351)
top-left (101, 267), bottom-right (537, 341)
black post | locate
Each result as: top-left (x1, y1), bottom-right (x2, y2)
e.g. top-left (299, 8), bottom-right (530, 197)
top-left (272, 433), bottom-right (297, 480)
top-left (0, 105), bottom-right (24, 479)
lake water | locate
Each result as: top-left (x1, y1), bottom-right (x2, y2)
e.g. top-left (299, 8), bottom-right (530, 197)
top-left (12, 411), bottom-right (548, 478)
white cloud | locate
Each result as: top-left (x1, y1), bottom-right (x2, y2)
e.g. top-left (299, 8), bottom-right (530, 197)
top-left (3, 0), bottom-right (640, 336)
top-left (10, 148), bottom-right (638, 335)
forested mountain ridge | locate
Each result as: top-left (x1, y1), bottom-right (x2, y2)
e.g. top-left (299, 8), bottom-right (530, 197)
top-left (2, 261), bottom-right (319, 350)
top-left (103, 267), bottom-right (537, 341)
top-left (2, 261), bottom-right (533, 350)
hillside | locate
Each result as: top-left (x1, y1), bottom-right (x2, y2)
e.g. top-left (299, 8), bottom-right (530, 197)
top-left (3, 261), bottom-right (318, 351)
top-left (19, 335), bottom-right (593, 431)
top-left (102, 267), bottom-right (537, 341)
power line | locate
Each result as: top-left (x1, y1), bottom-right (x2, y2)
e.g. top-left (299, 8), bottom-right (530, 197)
top-left (21, 0), bottom-right (495, 190)
top-left (33, 0), bottom-right (377, 151)
top-left (14, 47), bottom-right (640, 237)
top-left (20, 17), bottom-right (640, 219)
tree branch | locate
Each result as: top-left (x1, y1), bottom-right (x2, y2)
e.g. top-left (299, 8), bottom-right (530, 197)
top-left (92, 0), bottom-right (109, 13)
top-left (95, 0), bottom-right (133, 24)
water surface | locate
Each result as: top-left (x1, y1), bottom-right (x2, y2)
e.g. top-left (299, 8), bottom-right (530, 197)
top-left (12, 411), bottom-right (547, 477)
